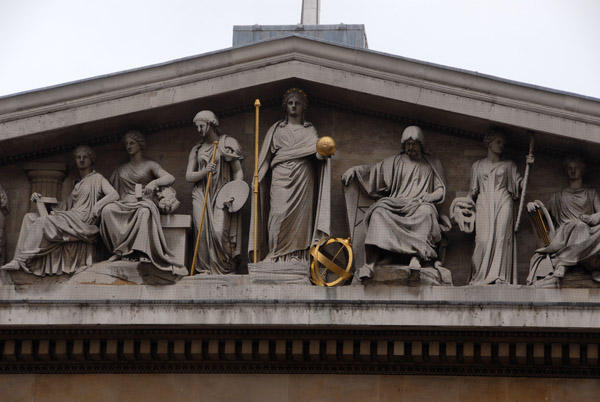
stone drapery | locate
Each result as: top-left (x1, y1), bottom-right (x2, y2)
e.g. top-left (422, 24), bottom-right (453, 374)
top-left (249, 120), bottom-right (330, 263)
top-left (100, 160), bottom-right (185, 275)
top-left (191, 135), bottom-right (244, 274)
top-left (469, 159), bottom-right (522, 285)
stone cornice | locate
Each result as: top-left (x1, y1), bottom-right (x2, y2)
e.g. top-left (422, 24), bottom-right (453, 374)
top-left (1, 35), bottom-right (599, 144)
top-left (2, 282), bottom-right (600, 329)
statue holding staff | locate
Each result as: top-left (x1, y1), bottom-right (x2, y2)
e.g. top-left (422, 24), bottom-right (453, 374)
top-left (0, 183), bottom-right (7, 266)
top-left (186, 111), bottom-right (246, 275)
top-left (458, 130), bottom-right (533, 285)
top-left (249, 88), bottom-right (331, 264)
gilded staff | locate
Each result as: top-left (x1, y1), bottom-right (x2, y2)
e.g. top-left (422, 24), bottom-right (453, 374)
top-left (515, 132), bottom-right (535, 233)
top-left (253, 99), bottom-right (261, 263)
top-left (190, 141), bottom-right (219, 276)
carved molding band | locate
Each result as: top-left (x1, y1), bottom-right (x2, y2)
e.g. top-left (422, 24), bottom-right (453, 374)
top-left (0, 328), bottom-right (599, 377)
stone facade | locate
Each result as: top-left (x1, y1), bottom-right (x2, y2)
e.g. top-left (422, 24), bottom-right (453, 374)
top-left (1, 34), bottom-right (600, 398)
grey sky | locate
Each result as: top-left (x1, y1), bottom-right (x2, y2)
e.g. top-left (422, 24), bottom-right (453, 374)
top-left (1, 0), bottom-right (599, 99)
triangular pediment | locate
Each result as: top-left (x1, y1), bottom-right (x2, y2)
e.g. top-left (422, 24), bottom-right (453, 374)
top-left (1, 34), bottom-right (599, 163)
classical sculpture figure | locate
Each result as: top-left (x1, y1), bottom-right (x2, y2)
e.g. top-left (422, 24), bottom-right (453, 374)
top-left (527, 155), bottom-right (600, 286)
top-left (249, 88), bottom-right (330, 264)
top-left (342, 126), bottom-right (449, 280)
top-left (1, 146), bottom-right (118, 275)
top-left (100, 131), bottom-right (186, 275)
top-left (186, 110), bottom-right (246, 274)
top-left (463, 131), bottom-right (533, 285)
top-left (0, 183), bottom-right (9, 265)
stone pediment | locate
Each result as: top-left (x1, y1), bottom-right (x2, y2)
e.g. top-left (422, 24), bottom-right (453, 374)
top-left (1, 34), bottom-right (599, 162)
top-left (2, 33), bottom-right (600, 381)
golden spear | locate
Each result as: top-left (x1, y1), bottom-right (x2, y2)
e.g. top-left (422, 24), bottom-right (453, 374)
top-left (190, 141), bottom-right (219, 276)
top-left (253, 99), bottom-right (261, 263)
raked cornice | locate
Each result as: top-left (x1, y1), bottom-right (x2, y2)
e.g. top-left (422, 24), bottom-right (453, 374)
top-left (0, 35), bottom-right (599, 145)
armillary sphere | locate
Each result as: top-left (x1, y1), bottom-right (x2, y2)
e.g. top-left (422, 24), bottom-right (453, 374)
top-left (309, 237), bottom-right (353, 287)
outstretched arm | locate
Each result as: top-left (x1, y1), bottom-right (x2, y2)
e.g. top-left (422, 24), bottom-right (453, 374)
top-left (341, 166), bottom-right (359, 186)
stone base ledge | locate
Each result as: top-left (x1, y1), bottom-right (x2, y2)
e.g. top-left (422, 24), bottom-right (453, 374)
top-left (1, 280), bottom-right (600, 329)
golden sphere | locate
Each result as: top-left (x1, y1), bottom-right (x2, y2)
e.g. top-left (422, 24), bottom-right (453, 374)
top-left (316, 136), bottom-right (336, 157)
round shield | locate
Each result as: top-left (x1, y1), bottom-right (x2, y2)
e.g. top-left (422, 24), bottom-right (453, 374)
top-left (309, 237), bottom-right (354, 287)
top-left (215, 180), bottom-right (249, 213)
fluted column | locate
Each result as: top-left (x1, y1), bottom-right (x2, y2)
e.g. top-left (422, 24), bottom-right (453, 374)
top-left (23, 162), bottom-right (67, 211)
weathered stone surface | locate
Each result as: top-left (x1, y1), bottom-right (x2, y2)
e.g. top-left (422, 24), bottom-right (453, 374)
top-left (0, 281), bottom-right (600, 330)
top-left (247, 261), bottom-right (311, 284)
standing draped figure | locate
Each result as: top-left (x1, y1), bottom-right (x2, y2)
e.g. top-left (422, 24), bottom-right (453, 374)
top-left (467, 130), bottom-right (531, 285)
top-left (186, 110), bottom-right (245, 274)
top-left (249, 88), bottom-right (330, 263)
top-left (0, 183), bottom-right (7, 265)
top-left (100, 131), bottom-right (186, 275)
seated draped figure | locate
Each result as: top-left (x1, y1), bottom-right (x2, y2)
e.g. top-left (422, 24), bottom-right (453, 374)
top-left (527, 155), bottom-right (600, 286)
top-left (341, 126), bottom-right (450, 280)
top-left (1, 146), bottom-right (118, 276)
top-left (100, 130), bottom-right (187, 276)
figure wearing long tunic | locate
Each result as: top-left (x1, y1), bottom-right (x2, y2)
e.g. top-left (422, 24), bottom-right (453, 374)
top-left (249, 120), bottom-right (330, 263)
top-left (353, 153), bottom-right (447, 262)
top-left (192, 136), bottom-right (243, 274)
top-left (527, 187), bottom-right (600, 284)
top-left (0, 183), bottom-right (7, 265)
top-left (3, 171), bottom-right (111, 276)
top-left (100, 160), bottom-right (184, 274)
top-left (469, 159), bottom-right (522, 285)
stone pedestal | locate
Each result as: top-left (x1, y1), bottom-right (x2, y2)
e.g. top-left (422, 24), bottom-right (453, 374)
top-left (160, 214), bottom-right (191, 268)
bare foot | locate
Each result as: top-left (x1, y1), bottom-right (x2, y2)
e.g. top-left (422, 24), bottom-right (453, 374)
top-left (409, 256), bottom-right (421, 270)
top-left (1, 259), bottom-right (20, 270)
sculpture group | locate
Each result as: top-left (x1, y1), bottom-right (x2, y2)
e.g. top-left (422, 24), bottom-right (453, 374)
top-left (1, 88), bottom-right (599, 288)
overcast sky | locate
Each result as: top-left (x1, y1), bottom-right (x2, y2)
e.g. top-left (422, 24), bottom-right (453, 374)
top-left (1, 0), bottom-right (599, 99)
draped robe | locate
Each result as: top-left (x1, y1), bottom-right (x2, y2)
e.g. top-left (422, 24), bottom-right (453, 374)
top-left (192, 135), bottom-right (243, 274)
top-left (249, 120), bottom-right (330, 263)
top-left (100, 160), bottom-right (184, 274)
top-left (353, 153), bottom-right (447, 262)
top-left (527, 187), bottom-right (600, 284)
top-left (4, 171), bottom-right (110, 276)
top-left (469, 159), bottom-right (522, 285)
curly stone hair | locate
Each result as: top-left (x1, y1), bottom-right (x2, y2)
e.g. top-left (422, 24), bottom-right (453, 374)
top-left (123, 130), bottom-right (146, 149)
top-left (72, 145), bottom-right (96, 165)
top-left (483, 129), bottom-right (507, 148)
top-left (563, 154), bottom-right (586, 176)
